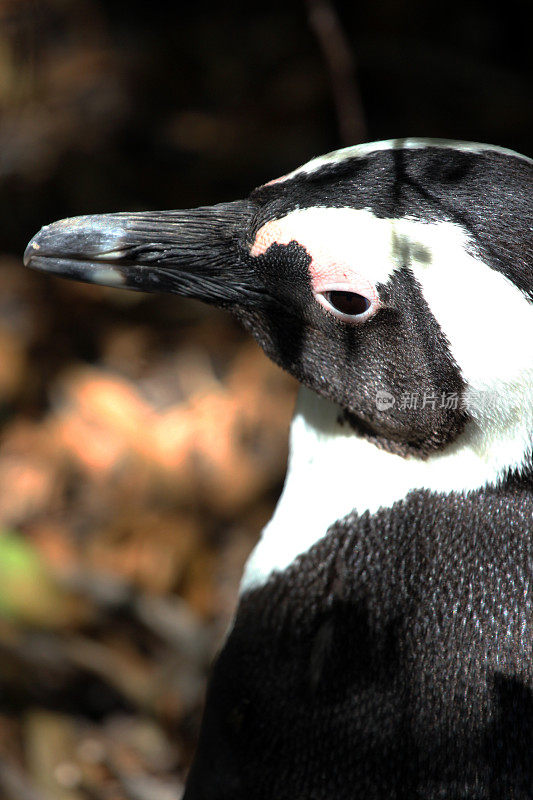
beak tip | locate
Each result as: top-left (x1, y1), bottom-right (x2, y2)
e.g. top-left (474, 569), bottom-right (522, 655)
top-left (22, 225), bottom-right (47, 267)
top-left (22, 216), bottom-right (127, 275)
top-left (24, 222), bottom-right (56, 268)
top-left (24, 233), bottom-right (42, 267)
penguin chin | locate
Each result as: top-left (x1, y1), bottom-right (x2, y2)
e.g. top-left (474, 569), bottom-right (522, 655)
top-left (336, 407), bottom-right (469, 459)
top-left (323, 376), bottom-right (470, 459)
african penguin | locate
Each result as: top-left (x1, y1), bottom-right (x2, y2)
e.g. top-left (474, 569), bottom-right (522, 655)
top-left (25, 138), bottom-right (533, 799)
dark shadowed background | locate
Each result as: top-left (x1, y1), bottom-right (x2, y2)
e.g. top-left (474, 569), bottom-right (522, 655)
top-left (0, 1), bottom-right (530, 797)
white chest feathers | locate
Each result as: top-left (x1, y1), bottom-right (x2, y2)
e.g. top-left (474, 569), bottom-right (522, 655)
top-left (240, 386), bottom-right (533, 593)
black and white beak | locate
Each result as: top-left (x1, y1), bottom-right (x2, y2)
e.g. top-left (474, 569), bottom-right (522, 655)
top-left (23, 201), bottom-right (263, 309)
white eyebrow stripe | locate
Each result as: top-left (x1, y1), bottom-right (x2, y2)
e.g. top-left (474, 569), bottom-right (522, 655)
top-left (273, 137), bottom-right (532, 184)
top-left (250, 207), bottom-right (404, 289)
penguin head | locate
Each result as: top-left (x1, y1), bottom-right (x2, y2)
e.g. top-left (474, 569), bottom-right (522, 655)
top-left (25, 138), bottom-right (533, 458)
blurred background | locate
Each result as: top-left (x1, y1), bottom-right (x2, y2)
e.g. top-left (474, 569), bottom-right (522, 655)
top-left (0, 1), bottom-right (530, 797)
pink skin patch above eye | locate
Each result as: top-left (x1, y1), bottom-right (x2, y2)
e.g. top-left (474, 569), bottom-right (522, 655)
top-left (250, 214), bottom-right (380, 310)
top-left (261, 174), bottom-right (290, 187)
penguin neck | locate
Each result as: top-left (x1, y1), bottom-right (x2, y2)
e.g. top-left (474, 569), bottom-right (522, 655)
top-left (241, 384), bottom-right (533, 593)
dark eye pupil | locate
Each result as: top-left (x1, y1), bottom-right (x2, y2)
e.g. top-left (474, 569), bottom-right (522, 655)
top-left (327, 291), bottom-right (370, 316)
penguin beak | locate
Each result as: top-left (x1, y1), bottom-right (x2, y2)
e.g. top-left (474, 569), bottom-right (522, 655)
top-left (24, 200), bottom-right (263, 308)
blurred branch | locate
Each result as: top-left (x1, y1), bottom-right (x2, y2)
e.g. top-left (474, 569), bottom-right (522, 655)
top-left (305, 0), bottom-right (367, 144)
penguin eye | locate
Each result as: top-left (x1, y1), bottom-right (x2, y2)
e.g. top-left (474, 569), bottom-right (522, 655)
top-left (318, 290), bottom-right (372, 321)
top-left (326, 291), bottom-right (370, 316)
